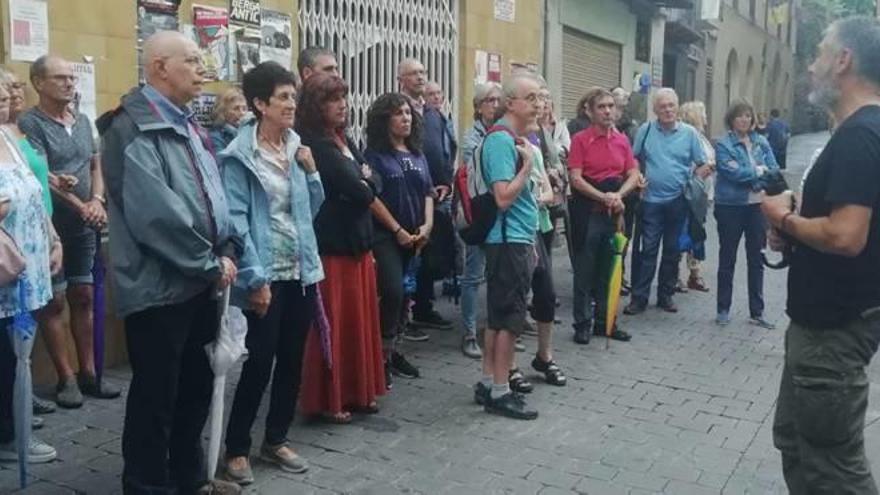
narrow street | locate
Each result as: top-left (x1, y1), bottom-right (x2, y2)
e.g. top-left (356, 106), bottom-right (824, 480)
top-left (7, 131), bottom-right (874, 495)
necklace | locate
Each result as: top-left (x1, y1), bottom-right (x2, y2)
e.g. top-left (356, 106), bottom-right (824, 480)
top-left (259, 132), bottom-right (286, 155)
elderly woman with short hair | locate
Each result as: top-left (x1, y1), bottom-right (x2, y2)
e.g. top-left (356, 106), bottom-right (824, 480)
top-left (220, 61), bottom-right (323, 483)
top-left (209, 87), bottom-right (248, 154)
top-left (714, 99), bottom-right (778, 328)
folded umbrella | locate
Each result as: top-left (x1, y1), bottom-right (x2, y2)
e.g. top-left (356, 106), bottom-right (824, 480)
top-left (92, 231), bottom-right (105, 381)
top-left (204, 287), bottom-right (248, 481)
top-left (9, 279), bottom-right (37, 488)
top-left (605, 231), bottom-right (628, 349)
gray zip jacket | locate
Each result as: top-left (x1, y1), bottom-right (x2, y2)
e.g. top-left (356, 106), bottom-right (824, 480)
top-left (98, 87), bottom-right (240, 317)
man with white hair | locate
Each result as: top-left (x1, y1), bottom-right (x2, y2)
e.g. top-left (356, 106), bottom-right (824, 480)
top-left (625, 88), bottom-right (708, 315)
top-left (97, 31), bottom-right (241, 494)
top-left (763, 16), bottom-right (880, 493)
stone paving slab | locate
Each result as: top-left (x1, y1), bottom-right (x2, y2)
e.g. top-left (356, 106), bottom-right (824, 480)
top-left (6, 132), bottom-right (877, 495)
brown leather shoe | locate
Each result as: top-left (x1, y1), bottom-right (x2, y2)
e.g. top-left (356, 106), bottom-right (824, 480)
top-left (687, 276), bottom-right (710, 292)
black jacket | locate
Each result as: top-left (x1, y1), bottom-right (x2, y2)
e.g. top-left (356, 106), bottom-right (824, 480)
top-left (421, 107), bottom-right (456, 187)
top-left (300, 130), bottom-right (378, 256)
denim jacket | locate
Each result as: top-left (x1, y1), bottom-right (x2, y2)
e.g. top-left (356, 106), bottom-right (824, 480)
top-left (714, 130), bottom-right (778, 206)
top-left (219, 120), bottom-right (325, 308)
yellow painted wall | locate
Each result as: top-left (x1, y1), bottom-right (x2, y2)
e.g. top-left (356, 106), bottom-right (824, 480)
top-left (458, 0), bottom-right (543, 130)
top-left (0, 0), bottom-right (299, 119)
top-left (0, 0), bottom-right (298, 386)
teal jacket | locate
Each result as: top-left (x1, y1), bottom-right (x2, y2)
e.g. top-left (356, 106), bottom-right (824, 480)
top-left (219, 120), bottom-right (325, 309)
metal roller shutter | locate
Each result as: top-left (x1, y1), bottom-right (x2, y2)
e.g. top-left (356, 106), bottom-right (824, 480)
top-left (561, 27), bottom-right (622, 119)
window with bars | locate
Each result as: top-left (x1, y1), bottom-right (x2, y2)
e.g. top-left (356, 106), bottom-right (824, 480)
top-left (298, 0), bottom-right (458, 147)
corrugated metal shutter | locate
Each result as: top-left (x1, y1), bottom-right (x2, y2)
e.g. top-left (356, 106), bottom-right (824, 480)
top-left (561, 28), bottom-right (622, 119)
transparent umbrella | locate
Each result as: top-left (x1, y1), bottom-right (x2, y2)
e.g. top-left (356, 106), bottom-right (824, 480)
top-left (204, 287), bottom-right (247, 481)
top-left (8, 279), bottom-right (37, 488)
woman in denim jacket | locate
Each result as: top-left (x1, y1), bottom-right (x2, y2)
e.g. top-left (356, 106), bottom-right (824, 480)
top-left (713, 100), bottom-right (778, 329)
top-left (220, 62), bottom-right (324, 483)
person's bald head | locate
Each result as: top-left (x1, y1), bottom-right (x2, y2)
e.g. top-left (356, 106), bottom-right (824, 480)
top-left (397, 58), bottom-right (426, 99)
top-left (142, 31), bottom-right (205, 106)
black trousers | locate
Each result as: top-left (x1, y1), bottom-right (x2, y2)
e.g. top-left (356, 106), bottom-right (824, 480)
top-left (0, 317), bottom-right (13, 444)
top-left (225, 280), bottom-right (315, 457)
top-left (373, 234), bottom-right (413, 342)
top-left (122, 289), bottom-right (217, 495)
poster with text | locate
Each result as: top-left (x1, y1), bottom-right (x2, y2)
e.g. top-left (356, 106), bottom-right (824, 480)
top-left (259, 10), bottom-right (292, 69)
top-left (72, 62), bottom-right (97, 129)
top-left (229, 0), bottom-right (260, 29)
top-left (9, 0), bottom-right (48, 62)
top-left (493, 0), bottom-right (515, 23)
top-left (138, 0), bottom-right (180, 82)
top-left (193, 5), bottom-right (230, 81)
top-left (191, 93), bottom-right (217, 128)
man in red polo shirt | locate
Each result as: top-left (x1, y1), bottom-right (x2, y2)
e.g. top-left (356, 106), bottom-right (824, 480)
top-left (567, 87), bottom-right (641, 344)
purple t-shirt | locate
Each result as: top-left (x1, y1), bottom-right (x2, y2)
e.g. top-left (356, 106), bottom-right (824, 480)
top-left (365, 149), bottom-right (433, 233)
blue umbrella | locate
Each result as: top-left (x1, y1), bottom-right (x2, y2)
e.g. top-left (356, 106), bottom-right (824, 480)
top-left (8, 278), bottom-right (36, 488)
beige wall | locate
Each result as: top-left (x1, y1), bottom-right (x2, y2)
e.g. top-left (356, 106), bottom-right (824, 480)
top-left (0, 0), bottom-right (298, 385)
top-left (707, 2), bottom-right (795, 136)
top-left (0, 0), bottom-right (298, 120)
top-left (457, 0), bottom-right (543, 134)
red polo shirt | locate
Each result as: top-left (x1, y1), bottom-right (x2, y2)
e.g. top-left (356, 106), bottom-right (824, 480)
top-left (568, 125), bottom-right (636, 183)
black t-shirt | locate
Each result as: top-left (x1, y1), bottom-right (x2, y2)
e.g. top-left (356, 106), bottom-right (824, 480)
top-left (788, 105), bottom-right (880, 328)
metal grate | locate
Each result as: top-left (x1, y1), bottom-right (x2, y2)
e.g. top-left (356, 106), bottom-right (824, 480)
top-left (298, 0), bottom-right (458, 148)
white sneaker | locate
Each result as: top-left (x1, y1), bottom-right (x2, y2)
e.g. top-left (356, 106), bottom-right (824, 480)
top-left (0, 436), bottom-right (57, 463)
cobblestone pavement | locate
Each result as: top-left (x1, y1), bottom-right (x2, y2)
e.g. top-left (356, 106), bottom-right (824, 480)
top-left (7, 132), bottom-right (876, 495)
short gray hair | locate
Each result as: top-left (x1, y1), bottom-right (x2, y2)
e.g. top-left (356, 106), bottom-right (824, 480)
top-left (29, 55), bottom-right (52, 85)
top-left (473, 81), bottom-right (501, 119)
top-left (830, 16), bottom-right (880, 87)
top-left (652, 87), bottom-right (679, 107)
top-left (502, 73), bottom-right (539, 101)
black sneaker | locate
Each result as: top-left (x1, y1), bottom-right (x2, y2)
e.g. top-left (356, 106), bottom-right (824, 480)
top-left (389, 352), bottom-right (419, 379)
top-left (473, 382), bottom-right (491, 405)
top-left (411, 310), bottom-right (453, 330)
top-left (623, 300), bottom-right (647, 315)
top-left (485, 392), bottom-right (538, 420)
top-left (594, 323), bottom-right (632, 342)
top-left (401, 324), bottom-right (430, 342)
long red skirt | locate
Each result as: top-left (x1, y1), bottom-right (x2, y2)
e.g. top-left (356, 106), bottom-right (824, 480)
top-left (299, 252), bottom-right (386, 415)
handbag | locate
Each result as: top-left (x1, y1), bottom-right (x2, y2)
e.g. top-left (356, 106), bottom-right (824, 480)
top-left (0, 226), bottom-right (25, 286)
top-left (0, 126), bottom-right (27, 286)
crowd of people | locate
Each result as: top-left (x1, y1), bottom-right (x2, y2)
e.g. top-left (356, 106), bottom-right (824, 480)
top-left (1, 14), bottom-right (879, 495)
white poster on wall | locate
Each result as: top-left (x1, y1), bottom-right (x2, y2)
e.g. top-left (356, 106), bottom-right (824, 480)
top-left (260, 9), bottom-right (292, 69)
top-left (701, 0), bottom-right (721, 20)
top-left (474, 50), bottom-right (488, 84)
top-left (493, 0), bottom-right (515, 23)
top-left (9, 0), bottom-right (49, 62)
top-left (71, 62), bottom-right (97, 126)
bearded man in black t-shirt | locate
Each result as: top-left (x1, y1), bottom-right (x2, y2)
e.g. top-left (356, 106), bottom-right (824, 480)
top-left (761, 16), bottom-right (880, 494)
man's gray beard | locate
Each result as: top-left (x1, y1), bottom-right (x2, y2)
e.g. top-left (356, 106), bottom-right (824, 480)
top-left (808, 84), bottom-right (841, 110)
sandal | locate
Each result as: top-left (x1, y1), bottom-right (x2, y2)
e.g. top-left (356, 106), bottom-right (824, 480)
top-left (508, 368), bottom-right (533, 394)
top-left (317, 411), bottom-right (352, 424)
top-left (531, 356), bottom-right (567, 386)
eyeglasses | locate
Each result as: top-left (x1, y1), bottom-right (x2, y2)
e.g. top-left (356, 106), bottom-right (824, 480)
top-left (482, 96), bottom-right (500, 104)
top-left (512, 93), bottom-right (539, 104)
top-left (47, 74), bottom-right (78, 83)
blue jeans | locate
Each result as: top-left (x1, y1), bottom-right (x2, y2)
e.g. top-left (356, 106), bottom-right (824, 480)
top-left (714, 204), bottom-right (766, 317)
top-left (459, 244), bottom-right (485, 338)
top-left (632, 197), bottom-right (687, 305)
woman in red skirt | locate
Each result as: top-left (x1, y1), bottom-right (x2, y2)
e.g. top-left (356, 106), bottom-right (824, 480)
top-left (297, 74), bottom-right (385, 423)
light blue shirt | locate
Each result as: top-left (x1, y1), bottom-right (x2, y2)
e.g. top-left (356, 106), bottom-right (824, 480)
top-left (481, 119), bottom-right (537, 245)
top-left (142, 85), bottom-right (231, 242)
top-left (633, 120), bottom-right (707, 204)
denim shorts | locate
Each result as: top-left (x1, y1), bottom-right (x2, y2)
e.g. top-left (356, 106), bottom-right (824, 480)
top-left (52, 222), bottom-right (97, 293)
